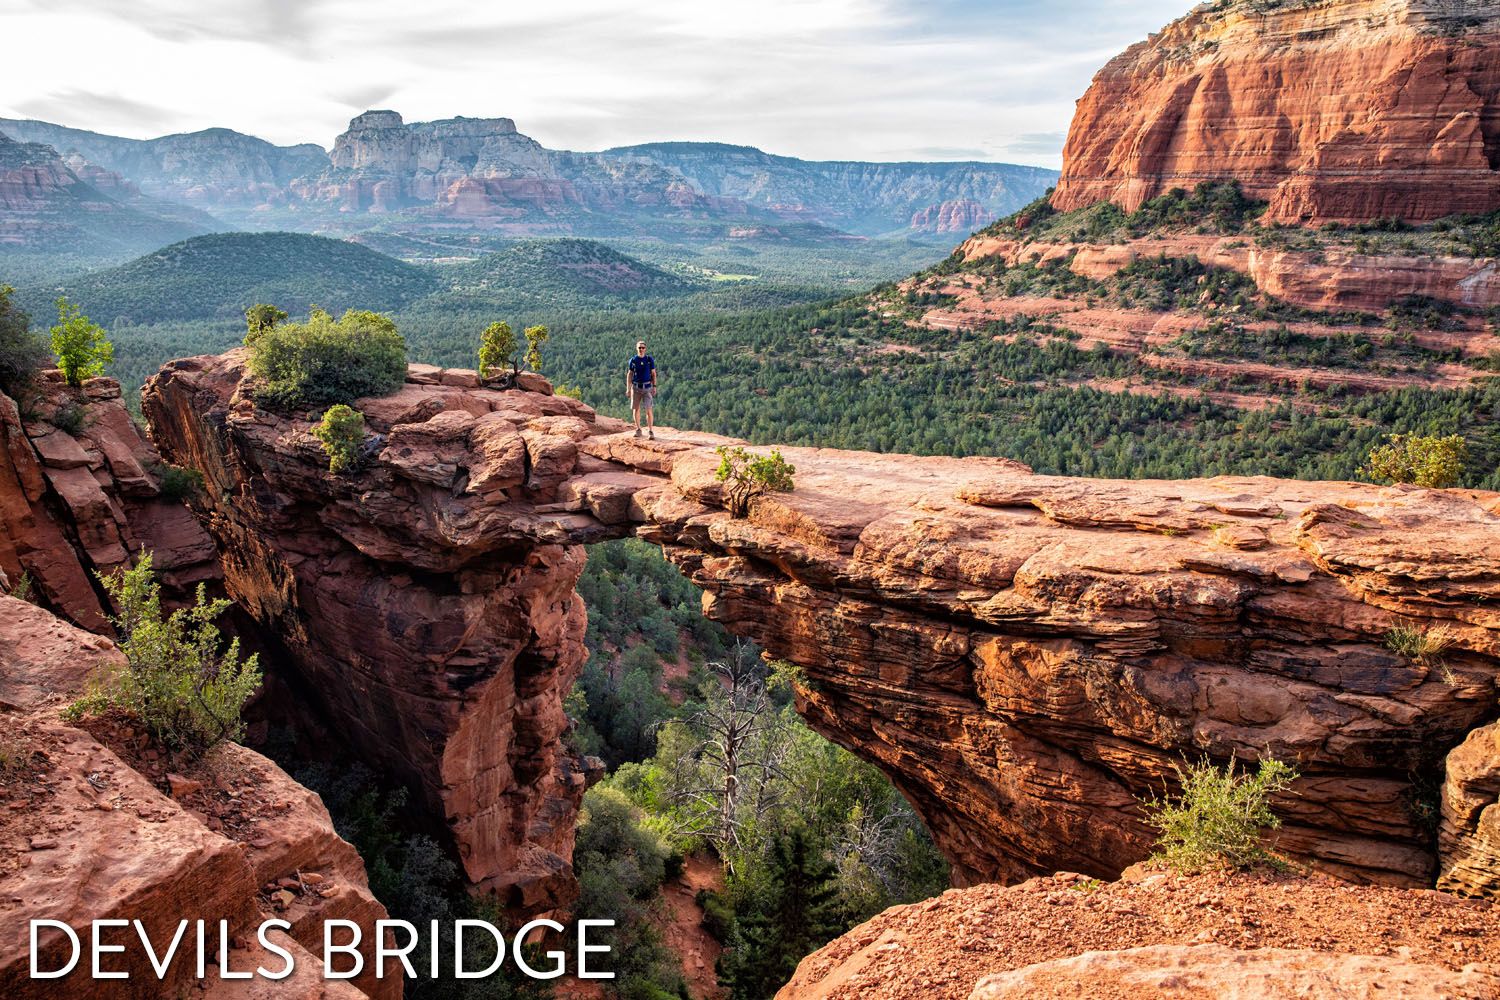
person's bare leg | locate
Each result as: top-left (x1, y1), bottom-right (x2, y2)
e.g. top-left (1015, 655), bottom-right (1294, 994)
top-left (647, 394), bottom-right (655, 438)
top-left (632, 395), bottom-right (642, 436)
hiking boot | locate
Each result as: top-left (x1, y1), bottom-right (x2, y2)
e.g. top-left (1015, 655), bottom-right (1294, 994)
top-left (633, 428), bottom-right (642, 438)
top-left (648, 430), bottom-right (655, 440)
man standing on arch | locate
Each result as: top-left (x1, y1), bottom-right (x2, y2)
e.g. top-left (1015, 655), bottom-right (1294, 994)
top-left (627, 339), bottom-right (658, 439)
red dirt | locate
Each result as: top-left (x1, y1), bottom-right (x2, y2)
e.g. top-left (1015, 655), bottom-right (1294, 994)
top-left (656, 853), bottom-right (728, 1000)
top-left (779, 868), bottom-right (1500, 999)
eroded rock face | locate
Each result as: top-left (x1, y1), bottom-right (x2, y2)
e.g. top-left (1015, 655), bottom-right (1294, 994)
top-left (1440, 719), bottom-right (1500, 898)
top-left (145, 353), bottom-right (1500, 902)
top-left (1051, 0), bottom-right (1500, 223)
top-left (0, 595), bottom-right (394, 1000)
top-left (0, 372), bottom-right (220, 631)
top-left (910, 199), bottom-right (993, 235)
top-left (143, 354), bottom-right (623, 914)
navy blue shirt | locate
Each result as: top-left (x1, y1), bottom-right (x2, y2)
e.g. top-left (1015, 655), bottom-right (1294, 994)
top-left (629, 354), bottom-right (656, 387)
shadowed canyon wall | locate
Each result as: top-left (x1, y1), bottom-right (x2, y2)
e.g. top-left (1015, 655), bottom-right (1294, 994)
top-left (144, 353), bottom-right (1500, 905)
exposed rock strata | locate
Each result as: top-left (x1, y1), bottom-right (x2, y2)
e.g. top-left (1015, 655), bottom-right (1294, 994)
top-left (0, 595), bottom-right (394, 1000)
top-left (146, 353), bottom-right (1500, 901)
top-left (1441, 719), bottom-right (1500, 897)
top-left (0, 373), bottom-right (219, 631)
top-left (144, 354), bottom-right (614, 914)
top-left (1052, 0), bottom-right (1500, 223)
top-left (959, 233), bottom-right (1500, 314)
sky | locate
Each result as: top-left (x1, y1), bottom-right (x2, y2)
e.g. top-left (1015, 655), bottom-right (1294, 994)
top-left (0, 0), bottom-right (1191, 168)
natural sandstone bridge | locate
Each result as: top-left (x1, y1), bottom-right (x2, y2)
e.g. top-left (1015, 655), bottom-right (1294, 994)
top-left (143, 352), bottom-right (1500, 912)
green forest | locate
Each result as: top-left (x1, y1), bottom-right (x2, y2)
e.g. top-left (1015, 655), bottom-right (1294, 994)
top-left (5, 202), bottom-right (1500, 999)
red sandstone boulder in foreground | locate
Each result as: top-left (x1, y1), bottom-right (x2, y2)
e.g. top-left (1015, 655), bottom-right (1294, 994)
top-left (0, 595), bottom-right (395, 999)
top-left (1052, 0), bottom-right (1500, 223)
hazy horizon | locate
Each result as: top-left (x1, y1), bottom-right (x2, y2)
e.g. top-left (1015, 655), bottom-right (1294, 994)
top-left (0, 0), bottom-right (1191, 169)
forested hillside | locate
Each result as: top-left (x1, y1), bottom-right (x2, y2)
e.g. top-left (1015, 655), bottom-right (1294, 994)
top-left (30, 232), bottom-right (438, 325)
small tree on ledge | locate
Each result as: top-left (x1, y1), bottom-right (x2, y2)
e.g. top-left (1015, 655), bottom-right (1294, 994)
top-left (524, 324), bottom-right (549, 373)
top-left (478, 321), bottom-right (517, 380)
top-left (49, 297), bottom-right (112, 388)
top-left (244, 303), bottom-right (287, 345)
top-left (312, 404), bottom-right (366, 474)
top-left (715, 445), bottom-right (795, 518)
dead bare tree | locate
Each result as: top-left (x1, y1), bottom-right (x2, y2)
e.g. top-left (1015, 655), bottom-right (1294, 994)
top-left (665, 641), bottom-right (792, 872)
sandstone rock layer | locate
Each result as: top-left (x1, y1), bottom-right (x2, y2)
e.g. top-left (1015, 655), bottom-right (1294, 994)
top-left (144, 354), bottom-right (613, 914)
top-left (775, 870), bottom-right (1500, 1000)
top-left (0, 595), bottom-right (393, 999)
top-left (0, 373), bottom-right (219, 631)
top-left (146, 353), bottom-right (1500, 902)
top-left (1052, 0), bottom-right (1500, 223)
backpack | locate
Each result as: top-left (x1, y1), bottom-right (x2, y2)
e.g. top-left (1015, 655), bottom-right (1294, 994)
top-left (629, 354), bottom-right (655, 387)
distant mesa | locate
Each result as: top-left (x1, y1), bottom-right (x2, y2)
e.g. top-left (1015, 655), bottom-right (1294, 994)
top-left (1053, 0), bottom-right (1500, 223)
top-left (910, 198), bottom-right (995, 234)
top-left (0, 109), bottom-right (1057, 271)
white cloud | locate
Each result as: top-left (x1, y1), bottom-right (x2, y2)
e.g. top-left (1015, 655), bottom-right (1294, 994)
top-left (0, 0), bottom-right (1191, 167)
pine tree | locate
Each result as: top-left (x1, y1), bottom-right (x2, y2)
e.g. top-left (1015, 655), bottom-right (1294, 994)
top-left (721, 829), bottom-right (841, 999)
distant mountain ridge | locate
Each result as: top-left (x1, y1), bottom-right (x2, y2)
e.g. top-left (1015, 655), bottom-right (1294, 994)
top-left (605, 141), bottom-right (1058, 236)
top-left (0, 130), bottom-right (215, 276)
top-left (0, 118), bottom-right (327, 208)
top-left (0, 111), bottom-right (1056, 244)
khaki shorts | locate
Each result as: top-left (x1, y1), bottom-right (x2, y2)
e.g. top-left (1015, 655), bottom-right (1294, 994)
top-left (631, 385), bottom-right (655, 412)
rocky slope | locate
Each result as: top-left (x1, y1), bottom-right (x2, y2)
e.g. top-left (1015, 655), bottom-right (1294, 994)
top-left (775, 868), bottom-right (1500, 999)
top-left (0, 371), bottom-right (220, 632)
top-left (0, 592), bottom-right (394, 1000)
top-left (144, 352), bottom-right (1500, 905)
top-left (1051, 0), bottom-right (1500, 224)
top-left (884, 0), bottom-right (1500, 422)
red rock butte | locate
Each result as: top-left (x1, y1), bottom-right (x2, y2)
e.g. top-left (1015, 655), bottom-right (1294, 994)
top-left (139, 353), bottom-right (1500, 907)
top-left (1051, 0), bottom-right (1500, 223)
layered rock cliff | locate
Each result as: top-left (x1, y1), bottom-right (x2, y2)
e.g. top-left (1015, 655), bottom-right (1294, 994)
top-left (1051, 0), bottom-right (1500, 223)
top-left (142, 355), bottom-right (619, 914)
top-left (144, 352), bottom-right (1500, 905)
top-left (0, 372), bottom-right (219, 632)
top-left (0, 132), bottom-right (207, 257)
top-left (0, 594), bottom-right (394, 1000)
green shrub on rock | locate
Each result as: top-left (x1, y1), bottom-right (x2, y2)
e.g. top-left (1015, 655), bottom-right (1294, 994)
top-left (246, 307), bottom-right (406, 410)
top-left (714, 445), bottom-right (796, 518)
top-left (66, 553), bottom-right (261, 750)
top-left (49, 297), bottom-right (113, 388)
top-left (1360, 433), bottom-right (1468, 489)
top-left (312, 404), bottom-right (366, 474)
top-left (1141, 757), bottom-right (1297, 872)
top-left (243, 303), bottom-right (287, 345)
